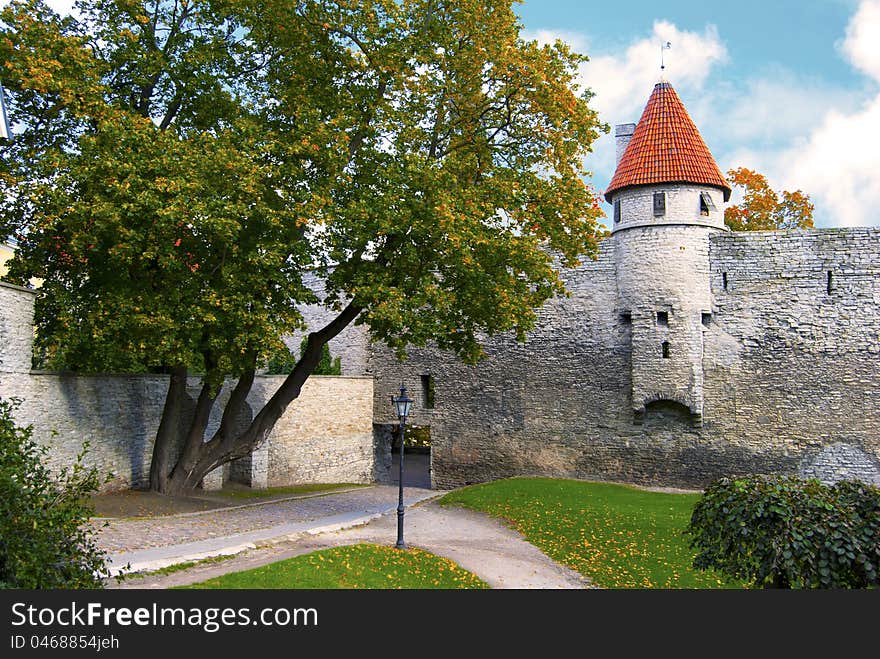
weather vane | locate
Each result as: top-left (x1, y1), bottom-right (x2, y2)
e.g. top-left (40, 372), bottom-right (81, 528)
top-left (660, 41), bottom-right (672, 79)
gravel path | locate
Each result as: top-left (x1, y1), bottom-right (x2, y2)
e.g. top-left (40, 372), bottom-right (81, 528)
top-left (93, 486), bottom-right (433, 553)
top-left (99, 485), bottom-right (590, 590)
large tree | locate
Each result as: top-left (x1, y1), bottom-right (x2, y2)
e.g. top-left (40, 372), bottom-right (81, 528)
top-left (0, 0), bottom-right (606, 493)
top-left (724, 167), bottom-right (814, 231)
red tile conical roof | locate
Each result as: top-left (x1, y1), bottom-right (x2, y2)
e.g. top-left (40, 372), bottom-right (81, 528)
top-left (604, 82), bottom-right (730, 203)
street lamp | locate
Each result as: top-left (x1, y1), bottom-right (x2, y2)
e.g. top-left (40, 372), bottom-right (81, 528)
top-left (391, 383), bottom-right (413, 549)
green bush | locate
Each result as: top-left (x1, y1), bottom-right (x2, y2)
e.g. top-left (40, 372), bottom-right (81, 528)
top-left (0, 398), bottom-right (110, 589)
top-left (687, 474), bottom-right (880, 589)
top-left (302, 336), bottom-right (341, 375)
top-left (403, 425), bottom-right (431, 449)
top-left (263, 341), bottom-right (297, 375)
top-left (263, 338), bottom-right (341, 375)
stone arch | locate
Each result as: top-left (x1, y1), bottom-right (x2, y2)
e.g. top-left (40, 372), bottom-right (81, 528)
top-left (640, 392), bottom-right (698, 413)
top-left (635, 394), bottom-right (701, 427)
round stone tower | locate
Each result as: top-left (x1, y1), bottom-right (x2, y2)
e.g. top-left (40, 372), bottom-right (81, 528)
top-left (605, 81), bottom-right (731, 422)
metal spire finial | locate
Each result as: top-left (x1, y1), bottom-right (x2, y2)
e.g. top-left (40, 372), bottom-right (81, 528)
top-left (660, 41), bottom-right (672, 81)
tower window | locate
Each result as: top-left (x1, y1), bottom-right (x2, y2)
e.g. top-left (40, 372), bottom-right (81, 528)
top-left (613, 199), bottom-right (621, 224)
top-left (656, 311), bottom-right (668, 326)
top-left (662, 341), bottom-right (670, 358)
top-left (420, 374), bottom-right (435, 409)
top-left (701, 312), bottom-right (712, 327)
top-left (619, 311), bottom-right (632, 325)
top-left (722, 272), bottom-right (728, 290)
top-left (653, 192), bottom-right (666, 217)
top-left (699, 192), bottom-right (716, 216)
top-left (827, 271), bottom-right (833, 294)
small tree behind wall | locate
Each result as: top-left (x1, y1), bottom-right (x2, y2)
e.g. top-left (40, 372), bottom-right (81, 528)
top-left (264, 339), bottom-right (341, 376)
top-left (301, 336), bottom-right (341, 376)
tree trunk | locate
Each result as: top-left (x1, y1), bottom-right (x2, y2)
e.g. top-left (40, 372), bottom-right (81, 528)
top-left (149, 365), bottom-right (187, 492)
top-left (162, 379), bottom-right (218, 494)
top-left (150, 301), bottom-right (363, 495)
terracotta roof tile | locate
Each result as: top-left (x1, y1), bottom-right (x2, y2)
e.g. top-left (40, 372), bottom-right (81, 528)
top-left (605, 82), bottom-right (730, 203)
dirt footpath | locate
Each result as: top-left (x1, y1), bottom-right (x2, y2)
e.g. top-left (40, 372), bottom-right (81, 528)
top-left (110, 500), bottom-right (590, 590)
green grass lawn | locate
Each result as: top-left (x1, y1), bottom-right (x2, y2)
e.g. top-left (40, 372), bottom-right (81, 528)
top-left (439, 477), bottom-right (743, 589)
top-left (182, 543), bottom-right (489, 589)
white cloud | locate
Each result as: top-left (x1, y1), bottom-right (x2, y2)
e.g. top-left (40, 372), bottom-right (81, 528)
top-left (532, 21), bottom-right (728, 199)
top-left (581, 21), bottom-right (727, 122)
top-left (704, 71), bottom-right (861, 149)
top-left (841, 0), bottom-right (880, 81)
top-left (766, 95), bottom-right (880, 227)
top-left (745, 1), bottom-right (880, 227)
top-left (522, 28), bottom-right (590, 55)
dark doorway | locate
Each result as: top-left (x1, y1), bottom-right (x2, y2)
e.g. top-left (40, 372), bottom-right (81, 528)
top-left (391, 425), bottom-right (431, 489)
top-left (390, 449), bottom-right (431, 489)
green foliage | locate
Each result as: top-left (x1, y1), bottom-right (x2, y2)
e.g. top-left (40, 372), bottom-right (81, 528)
top-left (1, 0), bottom-right (606, 376)
top-left (263, 342), bottom-right (298, 376)
top-left (403, 425), bottom-right (431, 449)
top-left (264, 338), bottom-right (341, 375)
top-left (0, 398), bottom-right (110, 588)
top-left (440, 477), bottom-right (740, 588)
top-left (0, 0), bottom-right (607, 490)
top-left (724, 167), bottom-right (814, 231)
top-left (687, 475), bottom-right (880, 589)
top-left (300, 336), bottom-right (341, 376)
top-left (182, 543), bottom-right (488, 589)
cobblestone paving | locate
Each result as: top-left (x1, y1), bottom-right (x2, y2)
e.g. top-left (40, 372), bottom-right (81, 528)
top-left (93, 485), bottom-right (435, 553)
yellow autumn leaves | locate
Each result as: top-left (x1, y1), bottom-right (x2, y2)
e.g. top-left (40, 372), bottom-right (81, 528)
top-left (441, 477), bottom-right (738, 589)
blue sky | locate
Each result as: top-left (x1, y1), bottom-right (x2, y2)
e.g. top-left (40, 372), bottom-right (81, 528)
top-left (9, 0), bottom-right (880, 227)
top-left (515, 0), bottom-right (880, 227)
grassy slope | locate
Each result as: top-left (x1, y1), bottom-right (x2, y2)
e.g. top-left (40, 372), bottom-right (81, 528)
top-left (440, 477), bottom-right (742, 589)
top-left (182, 543), bottom-right (489, 589)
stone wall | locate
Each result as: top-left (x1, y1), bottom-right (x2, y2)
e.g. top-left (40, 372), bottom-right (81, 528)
top-left (258, 375), bottom-right (374, 486)
top-left (371, 240), bottom-right (629, 488)
top-left (370, 228), bottom-right (880, 489)
top-left (0, 282), bottom-right (36, 374)
top-left (704, 228), bottom-right (880, 485)
top-left (8, 224), bottom-right (878, 493)
top-left (614, 221), bottom-right (718, 416)
top-left (0, 283), bottom-right (375, 492)
top-left (284, 272), bottom-right (370, 377)
top-left (612, 183), bottom-right (726, 233)
top-left (0, 370), bottom-right (375, 492)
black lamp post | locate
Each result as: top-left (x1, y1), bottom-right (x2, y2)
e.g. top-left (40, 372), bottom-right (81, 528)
top-left (391, 383), bottom-right (413, 549)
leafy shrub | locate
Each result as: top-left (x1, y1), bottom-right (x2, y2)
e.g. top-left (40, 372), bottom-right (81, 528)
top-left (403, 425), bottom-right (431, 449)
top-left (687, 474), bottom-right (880, 588)
top-left (263, 341), bottom-right (297, 375)
top-left (263, 338), bottom-right (341, 375)
top-left (302, 336), bottom-right (342, 375)
top-left (0, 398), bottom-right (110, 588)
